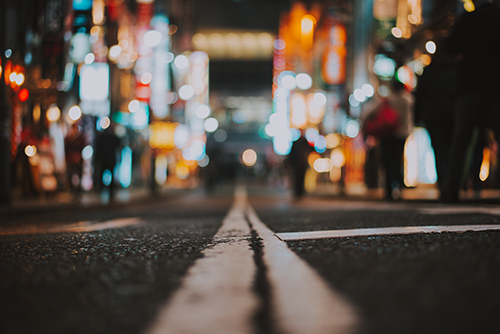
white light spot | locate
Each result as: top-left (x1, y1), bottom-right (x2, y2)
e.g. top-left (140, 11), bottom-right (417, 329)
top-left (84, 53), bottom-right (95, 65)
top-left (174, 55), bottom-right (189, 70)
top-left (128, 100), bottom-right (140, 113)
top-left (144, 30), bottom-right (162, 47)
top-left (196, 105), bottom-right (211, 119)
top-left (24, 145), bottom-right (37, 157)
top-left (425, 41), bottom-right (436, 54)
top-left (353, 89), bottom-right (366, 102)
top-left (82, 145), bottom-right (94, 160)
top-left (313, 92), bottom-right (327, 106)
top-left (204, 117), bottom-right (219, 133)
top-left (362, 84), bottom-right (374, 98)
top-left (109, 45), bottom-right (122, 60)
top-left (179, 85), bottom-right (195, 100)
top-left (391, 27), bottom-right (402, 38)
top-left (68, 105), bottom-right (82, 121)
top-left (296, 73), bottom-right (313, 90)
top-left (140, 72), bottom-right (153, 85)
top-left (344, 120), bottom-right (360, 138)
top-left (281, 74), bottom-right (296, 90)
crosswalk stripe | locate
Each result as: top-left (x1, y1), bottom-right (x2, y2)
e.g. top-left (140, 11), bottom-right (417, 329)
top-left (145, 191), bottom-right (259, 334)
top-left (276, 224), bottom-right (500, 241)
top-left (245, 193), bottom-right (359, 334)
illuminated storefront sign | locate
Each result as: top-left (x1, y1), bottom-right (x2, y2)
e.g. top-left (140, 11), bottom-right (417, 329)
top-left (79, 63), bottom-right (110, 116)
top-left (321, 23), bottom-right (346, 85)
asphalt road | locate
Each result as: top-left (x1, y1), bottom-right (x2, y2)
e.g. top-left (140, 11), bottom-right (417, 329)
top-left (1, 183), bottom-right (500, 334)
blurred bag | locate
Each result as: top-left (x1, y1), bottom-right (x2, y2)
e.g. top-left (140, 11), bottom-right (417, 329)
top-left (362, 100), bottom-right (399, 138)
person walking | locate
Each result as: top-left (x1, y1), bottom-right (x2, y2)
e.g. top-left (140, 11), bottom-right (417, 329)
top-left (286, 133), bottom-right (313, 199)
top-left (94, 123), bottom-right (121, 202)
top-left (442, 0), bottom-right (500, 202)
top-left (380, 80), bottom-right (414, 200)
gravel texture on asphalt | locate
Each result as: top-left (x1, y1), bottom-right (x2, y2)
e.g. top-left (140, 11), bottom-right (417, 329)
top-left (0, 196), bottom-right (229, 334)
top-left (250, 195), bottom-right (500, 334)
top-left (286, 231), bottom-right (500, 334)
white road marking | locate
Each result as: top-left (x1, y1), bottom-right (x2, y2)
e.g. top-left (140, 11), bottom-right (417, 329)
top-left (418, 206), bottom-right (500, 216)
top-left (276, 224), bottom-right (500, 241)
top-left (0, 217), bottom-right (144, 235)
top-left (246, 197), bottom-right (359, 334)
top-left (146, 191), bottom-right (259, 334)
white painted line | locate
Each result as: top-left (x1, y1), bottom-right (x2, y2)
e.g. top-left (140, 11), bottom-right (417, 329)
top-left (418, 207), bottom-right (500, 216)
top-left (0, 217), bottom-right (144, 236)
top-left (246, 200), bottom-right (359, 334)
top-left (276, 224), bottom-right (500, 241)
top-left (146, 190), bottom-right (258, 334)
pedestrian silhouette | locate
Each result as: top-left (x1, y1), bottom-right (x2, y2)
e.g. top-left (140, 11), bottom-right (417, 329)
top-left (380, 81), bottom-right (414, 200)
top-left (442, 0), bottom-right (500, 202)
top-left (94, 123), bottom-right (121, 202)
top-left (286, 134), bottom-right (313, 199)
top-left (414, 37), bottom-right (458, 196)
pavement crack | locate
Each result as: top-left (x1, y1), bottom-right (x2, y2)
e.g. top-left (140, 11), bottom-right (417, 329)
top-left (247, 218), bottom-right (281, 334)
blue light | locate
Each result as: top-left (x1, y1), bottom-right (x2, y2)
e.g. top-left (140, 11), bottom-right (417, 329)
top-left (119, 146), bottom-right (132, 188)
top-left (102, 169), bottom-right (112, 186)
top-left (314, 135), bottom-right (327, 153)
top-left (73, 0), bottom-right (93, 11)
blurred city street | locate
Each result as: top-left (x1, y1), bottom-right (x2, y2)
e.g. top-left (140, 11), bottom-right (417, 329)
top-left (2, 0), bottom-right (500, 333)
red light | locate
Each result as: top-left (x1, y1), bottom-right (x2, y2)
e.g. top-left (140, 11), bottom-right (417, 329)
top-left (18, 88), bottom-right (29, 102)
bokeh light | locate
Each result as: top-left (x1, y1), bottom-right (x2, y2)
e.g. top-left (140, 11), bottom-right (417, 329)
top-left (204, 117), bottom-right (219, 133)
top-left (242, 149), bottom-right (257, 167)
top-left (296, 73), bottom-right (313, 90)
top-left (47, 105), bottom-right (61, 122)
top-left (68, 105), bottom-right (82, 121)
top-left (24, 145), bottom-right (37, 157)
top-left (179, 85), bottom-right (195, 100)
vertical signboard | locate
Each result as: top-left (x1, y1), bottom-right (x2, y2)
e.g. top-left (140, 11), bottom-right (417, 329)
top-left (321, 19), bottom-right (346, 86)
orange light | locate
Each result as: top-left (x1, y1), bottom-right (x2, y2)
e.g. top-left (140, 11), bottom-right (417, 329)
top-left (301, 15), bottom-right (316, 50)
top-left (18, 88), bottom-right (29, 102)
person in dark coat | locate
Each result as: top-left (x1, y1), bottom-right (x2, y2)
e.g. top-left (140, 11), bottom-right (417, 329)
top-left (442, 0), bottom-right (500, 202)
top-left (94, 123), bottom-right (121, 202)
top-left (286, 134), bottom-right (313, 199)
top-left (414, 37), bottom-right (458, 195)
